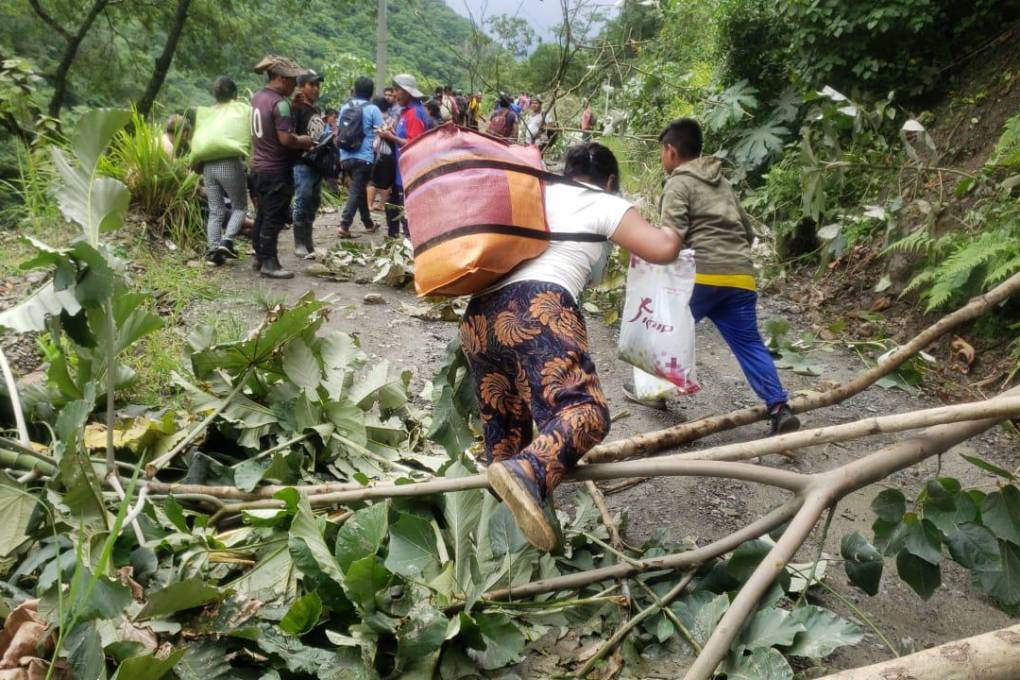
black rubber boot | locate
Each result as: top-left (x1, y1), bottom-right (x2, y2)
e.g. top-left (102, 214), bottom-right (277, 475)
top-left (218, 239), bottom-right (239, 259)
top-left (259, 256), bottom-right (294, 279)
top-left (294, 223), bottom-right (314, 257)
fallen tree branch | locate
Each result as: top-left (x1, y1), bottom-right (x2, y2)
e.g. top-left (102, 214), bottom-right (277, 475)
top-left (585, 270), bottom-right (1020, 464)
top-left (684, 385), bottom-right (1020, 680)
top-left (816, 623), bottom-right (1020, 680)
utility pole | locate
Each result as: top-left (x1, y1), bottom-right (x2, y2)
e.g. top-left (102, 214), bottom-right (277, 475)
top-left (375, 0), bottom-right (387, 93)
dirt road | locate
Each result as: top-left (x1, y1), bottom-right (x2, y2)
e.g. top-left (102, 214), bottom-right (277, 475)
top-left (215, 212), bottom-right (1017, 675)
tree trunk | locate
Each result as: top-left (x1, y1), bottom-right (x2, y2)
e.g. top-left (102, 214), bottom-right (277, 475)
top-left (816, 624), bottom-right (1020, 680)
top-left (135, 0), bottom-right (194, 116)
top-left (585, 269), bottom-right (1020, 464)
top-left (43, 0), bottom-right (111, 119)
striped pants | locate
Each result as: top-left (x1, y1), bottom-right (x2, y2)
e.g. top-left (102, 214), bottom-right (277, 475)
top-left (202, 157), bottom-right (247, 249)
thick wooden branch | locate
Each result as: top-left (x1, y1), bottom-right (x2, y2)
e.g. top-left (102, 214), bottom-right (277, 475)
top-left (816, 623), bottom-right (1020, 680)
top-left (684, 385), bottom-right (1020, 680)
top-left (27, 0), bottom-right (72, 40)
top-left (585, 269), bottom-right (1020, 464)
top-left (47, 0), bottom-right (112, 118)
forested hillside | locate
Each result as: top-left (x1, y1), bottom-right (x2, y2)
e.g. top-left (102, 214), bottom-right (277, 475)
top-left (3, 2), bottom-right (1020, 680)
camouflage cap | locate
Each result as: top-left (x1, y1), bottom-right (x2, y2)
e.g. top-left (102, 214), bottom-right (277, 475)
top-left (253, 55), bottom-right (303, 79)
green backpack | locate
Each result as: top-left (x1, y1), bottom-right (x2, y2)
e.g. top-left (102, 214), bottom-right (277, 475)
top-left (189, 101), bottom-right (252, 164)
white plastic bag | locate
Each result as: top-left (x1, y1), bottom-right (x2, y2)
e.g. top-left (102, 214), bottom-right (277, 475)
top-left (632, 366), bottom-right (680, 401)
top-left (618, 250), bottom-right (699, 394)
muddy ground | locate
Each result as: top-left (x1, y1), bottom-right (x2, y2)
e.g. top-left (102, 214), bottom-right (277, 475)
top-left (193, 209), bottom-right (1018, 677)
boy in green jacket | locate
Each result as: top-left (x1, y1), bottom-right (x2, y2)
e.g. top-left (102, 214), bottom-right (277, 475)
top-left (657, 117), bottom-right (799, 435)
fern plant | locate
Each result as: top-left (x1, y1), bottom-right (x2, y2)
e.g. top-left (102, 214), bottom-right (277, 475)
top-left (893, 194), bottom-right (1020, 311)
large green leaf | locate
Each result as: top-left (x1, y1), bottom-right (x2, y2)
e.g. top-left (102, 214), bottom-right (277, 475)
top-left (240, 623), bottom-right (336, 675)
top-left (896, 551), bottom-right (941, 599)
top-left (946, 523), bottom-right (1001, 570)
top-left (289, 495), bottom-right (344, 585)
top-left (981, 486), bottom-right (1020, 546)
top-left (336, 502), bottom-right (389, 573)
top-left (871, 488), bottom-right (907, 524)
top-left (902, 517), bottom-right (943, 565)
top-left (53, 148), bottom-right (130, 242)
top-left (974, 540), bottom-right (1020, 608)
top-left (385, 512), bottom-right (442, 580)
top-left (66, 621), bottom-right (106, 680)
top-left (0, 479), bottom-right (38, 557)
top-left (0, 279), bottom-right (82, 333)
top-left (428, 338), bottom-right (477, 456)
top-left (443, 461), bottom-right (483, 591)
top-left (230, 544), bottom-right (298, 606)
top-left (841, 531), bottom-right (883, 596)
top-left (282, 338), bottom-right (321, 399)
top-left (349, 360), bottom-right (409, 410)
top-left (727, 539), bottom-right (773, 581)
top-left (725, 647), bottom-right (793, 680)
top-left (786, 605), bottom-right (864, 658)
top-left (189, 296), bottom-right (328, 378)
top-left (488, 503), bottom-right (528, 558)
top-left (72, 108), bottom-right (133, 171)
top-left (737, 607), bottom-right (805, 652)
top-left (136, 578), bottom-right (224, 620)
top-left (343, 555), bottom-right (391, 612)
top-left (110, 648), bottom-right (185, 680)
top-left (471, 612), bottom-right (525, 670)
top-left (279, 591), bottom-right (323, 636)
top-left (395, 599), bottom-right (448, 670)
top-left (672, 591), bottom-right (729, 646)
top-left (173, 640), bottom-right (234, 680)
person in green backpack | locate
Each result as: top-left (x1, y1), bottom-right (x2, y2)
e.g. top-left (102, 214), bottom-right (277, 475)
top-left (190, 76), bottom-right (252, 265)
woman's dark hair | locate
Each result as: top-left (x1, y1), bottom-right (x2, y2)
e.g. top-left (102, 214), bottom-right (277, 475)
top-left (371, 96), bottom-right (389, 112)
top-left (212, 76), bottom-right (237, 103)
top-left (354, 76), bottom-right (374, 100)
top-left (563, 142), bottom-right (620, 194)
top-left (425, 100), bottom-right (441, 119)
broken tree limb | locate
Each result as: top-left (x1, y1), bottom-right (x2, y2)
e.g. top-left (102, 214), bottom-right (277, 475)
top-left (207, 459), bottom-right (808, 520)
top-left (816, 623), bottom-right (1020, 680)
top-left (173, 392), bottom-right (1020, 521)
top-left (585, 269), bottom-right (1020, 464)
top-left (575, 570), bottom-right (696, 678)
top-left (684, 385), bottom-right (1020, 680)
top-left (671, 396), bottom-right (1020, 463)
top-left (481, 498), bottom-right (803, 602)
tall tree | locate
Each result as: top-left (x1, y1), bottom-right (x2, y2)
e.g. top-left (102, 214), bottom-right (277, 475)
top-left (135, 0), bottom-right (194, 116)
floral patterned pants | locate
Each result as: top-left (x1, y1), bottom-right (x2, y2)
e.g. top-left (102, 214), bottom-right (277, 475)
top-left (460, 281), bottom-right (611, 495)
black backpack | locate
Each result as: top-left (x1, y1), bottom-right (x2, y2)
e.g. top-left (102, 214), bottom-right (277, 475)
top-left (337, 100), bottom-right (366, 151)
top-left (301, 131), bottom-right (342, 178)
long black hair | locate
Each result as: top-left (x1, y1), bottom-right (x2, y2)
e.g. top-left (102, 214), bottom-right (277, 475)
top-left (563, 142), bottom-right (620, 194)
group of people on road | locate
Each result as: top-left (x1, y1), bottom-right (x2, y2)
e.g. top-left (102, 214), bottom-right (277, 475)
top-left (173, 53), bottom-right (794, 554)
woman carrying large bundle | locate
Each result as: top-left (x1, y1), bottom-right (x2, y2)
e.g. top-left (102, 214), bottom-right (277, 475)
top-left (462, 142), bottom-right (682, 551)
top-left (189, 76), bottom-right (251, 265)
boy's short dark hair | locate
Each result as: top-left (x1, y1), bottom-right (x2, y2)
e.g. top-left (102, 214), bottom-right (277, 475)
top-left (353, 76), bottom-right (374, 99)
top-left (659, 118), bottom-right (703, 159)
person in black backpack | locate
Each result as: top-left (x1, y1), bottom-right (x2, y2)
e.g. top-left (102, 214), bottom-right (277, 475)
top-left (338, 77), bottom-right (384, 238)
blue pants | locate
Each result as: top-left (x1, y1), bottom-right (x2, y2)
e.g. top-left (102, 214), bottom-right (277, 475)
top-left (689, 284), bottom-right (788, 408)
top-left (292, 163), bottom-right (322, 226)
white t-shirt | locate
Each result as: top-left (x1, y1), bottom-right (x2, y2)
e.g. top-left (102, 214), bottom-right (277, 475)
top-left (485, 182), bottom-right (633, 301)
top-left (524, 112), bottom-right (544, 144)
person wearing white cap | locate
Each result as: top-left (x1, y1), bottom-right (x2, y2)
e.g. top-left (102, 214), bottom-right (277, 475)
top-left (377, 73), bottom-right (434, 238)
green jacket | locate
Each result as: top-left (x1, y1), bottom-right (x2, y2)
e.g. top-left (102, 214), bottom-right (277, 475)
top-left (659, 157), bottom-right (755, 282)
